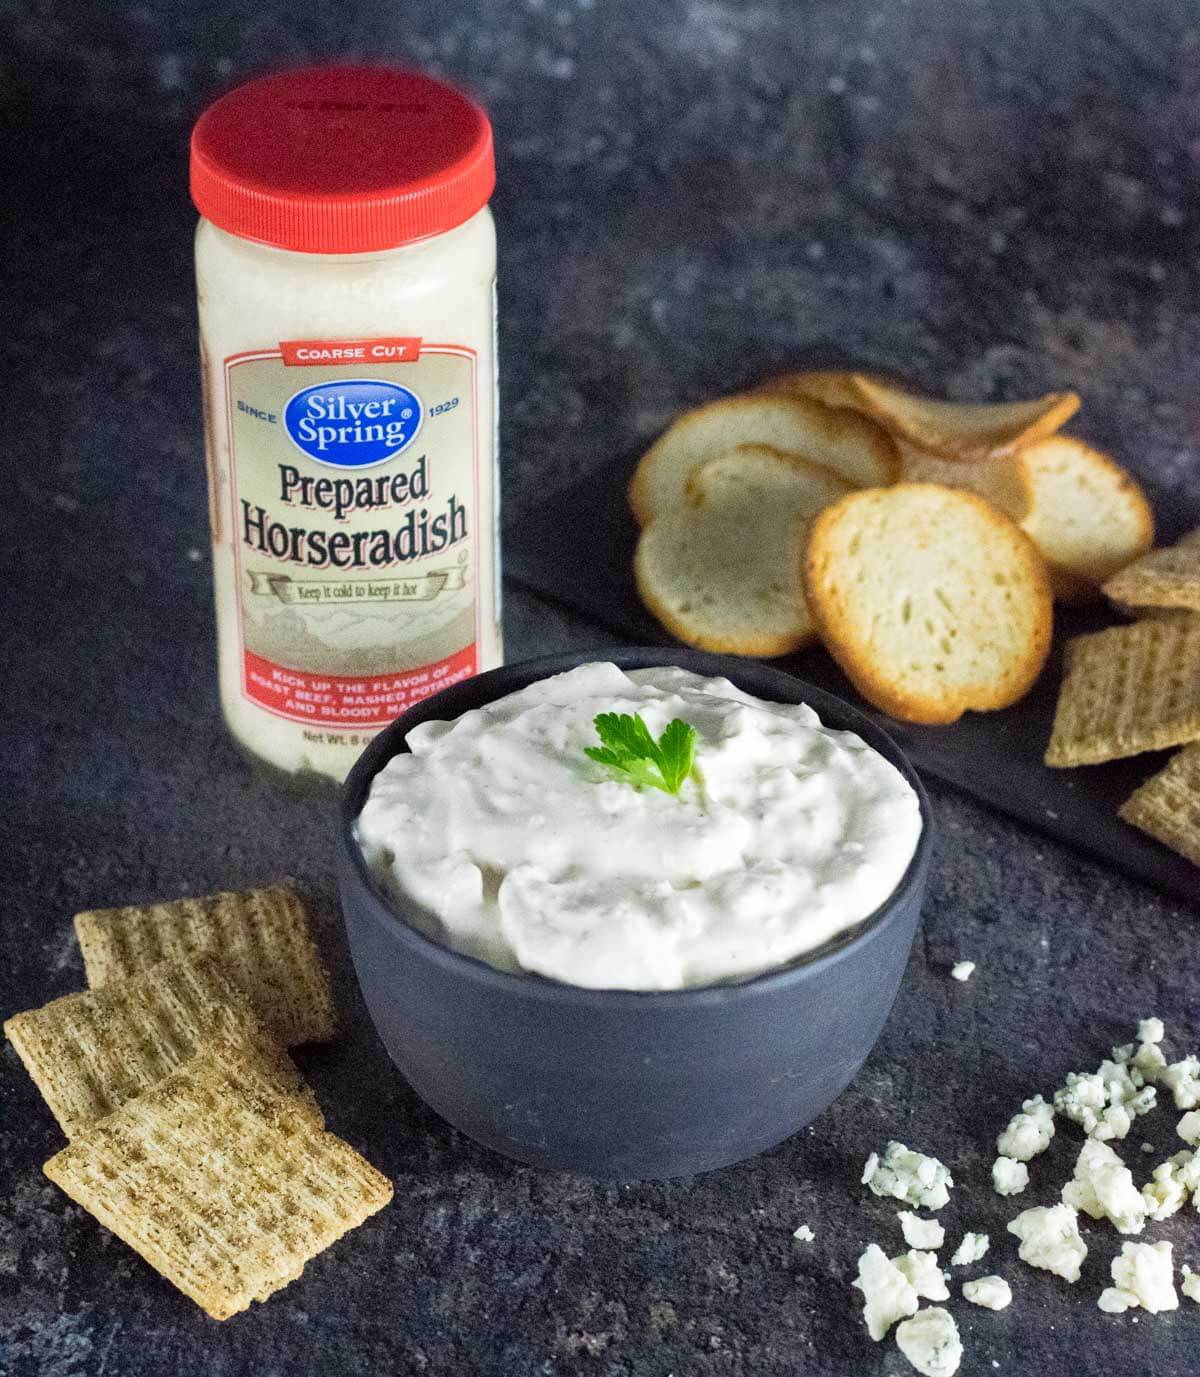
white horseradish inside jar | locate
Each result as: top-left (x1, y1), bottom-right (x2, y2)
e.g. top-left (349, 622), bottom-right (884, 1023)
top-left (191, 65), bottom-right (501, 781)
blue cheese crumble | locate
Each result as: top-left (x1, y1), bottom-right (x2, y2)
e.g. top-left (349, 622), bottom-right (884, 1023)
top-left (992, 1155), bottom-right (1029, 1196)
top-left (892, 1249), bottom-right (950, 1301)
top-left (862, 1142), bottom-right (953, 1211)
top-left (996, 1095), bottom-right (1055, 1162)
top-left (950, 1232), bottom-right (989, 1267)
top-left (1061, 1138), bottom-right (1147, 1235)
top-left (962, 1275), bottom-right (1012, 1310)
top-left (1007, 1204), bottom-right (1087, 1282)
top-left (898, 1211), bottom-right (945, 1249)
top-left (894, 1307), bottom-right (962, 1377)
top-left (852, 1243), bottom-right (918, 1340)
top-left (1098, 1241), bottom-right (1178, 1314)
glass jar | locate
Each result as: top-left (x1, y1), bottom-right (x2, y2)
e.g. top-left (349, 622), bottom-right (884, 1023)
top-left (191, 65), bottom-right (501, 781)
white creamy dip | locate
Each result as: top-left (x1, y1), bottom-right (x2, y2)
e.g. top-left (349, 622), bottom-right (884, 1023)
top-left (355, 663), bottom-right (922, 990)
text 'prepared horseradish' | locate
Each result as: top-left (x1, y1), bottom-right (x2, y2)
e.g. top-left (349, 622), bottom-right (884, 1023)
top-left (355, 663), bottom-right (922, 989)
top-left (191, 66), bottom-right (501, 780)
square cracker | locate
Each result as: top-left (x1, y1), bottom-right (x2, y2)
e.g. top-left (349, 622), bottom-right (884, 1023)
top-left (1107, 604), bottom-right (1198, 625)
top-left (1103, 527), bottom-right (1200, 612)
top-left (1045, 617), bottom-right (1200, 767)
top-left (44, 1045), bottom-right (392, 1320)
top-left (1119, 743), bottom-right (1200, 867)
top-left (74, 885), bottom-right (336, 1045)
top-left (3, 954), bottom-right (319, 1139)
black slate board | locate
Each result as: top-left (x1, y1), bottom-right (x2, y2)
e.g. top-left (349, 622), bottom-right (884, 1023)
top-left (505, 458), bottom-right (1200, 908)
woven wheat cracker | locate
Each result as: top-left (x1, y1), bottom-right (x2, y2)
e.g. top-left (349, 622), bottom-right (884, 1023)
top-left (1119, 743), bottom-right (1200, 867)
top-left (1103, 527), bottom-right (1200, 613)
top-left (74, 885), bottom-right (335, 1045)
top-left (3, 954), bottom-right (317, 1139)
top-left (1108, 605), bottom-right (1200, 625)
top-left (43, 1044), bottom-right (390, 1320)
top-left (1045, 618), bottom-right (1200, 766)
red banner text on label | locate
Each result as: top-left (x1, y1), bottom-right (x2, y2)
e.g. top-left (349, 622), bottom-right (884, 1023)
top-left (243, 645), bottom-right (477, 726)
top-left (279, 337), bottom-right (423, 366)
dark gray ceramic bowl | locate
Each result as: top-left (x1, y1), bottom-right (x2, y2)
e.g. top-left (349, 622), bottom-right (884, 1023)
top-left (338, 648), bottom-right (933, 1180)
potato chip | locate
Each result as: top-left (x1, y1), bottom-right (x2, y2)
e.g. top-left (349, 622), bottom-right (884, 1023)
top-left (848, 376), bottom-right (1080, 461)
top-left (753, 369), bottom-right (880, 411)
top-left (895, 440), bottom-right (1032, 522)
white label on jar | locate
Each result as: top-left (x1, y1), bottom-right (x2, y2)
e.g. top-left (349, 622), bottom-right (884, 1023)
top-left (221, 336), bottom-right (481, 728)
top-left (491, 277), bottom-right (502, 629)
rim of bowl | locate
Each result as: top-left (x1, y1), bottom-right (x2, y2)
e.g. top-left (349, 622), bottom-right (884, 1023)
top-left (338, 647), bottom-right (934, 1009)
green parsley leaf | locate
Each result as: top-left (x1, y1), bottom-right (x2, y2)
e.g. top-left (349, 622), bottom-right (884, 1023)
top-left (583, 712), bottom-right (698, 797)
top-left (655, 717), bottom-right (698, 794)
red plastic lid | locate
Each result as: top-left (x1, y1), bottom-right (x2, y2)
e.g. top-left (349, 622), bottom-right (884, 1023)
top-left (190, 65), bottom-right (495, 253)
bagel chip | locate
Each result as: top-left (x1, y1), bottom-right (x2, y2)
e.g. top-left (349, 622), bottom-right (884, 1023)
top-left (636, 444), bottom-right (850, 656)
top-left (1017, 437), bottom-right (1154, 595)
top-left (803, 484), bottom-right (1053, 724)
top-left (628, 392), bottom-right (896, 526)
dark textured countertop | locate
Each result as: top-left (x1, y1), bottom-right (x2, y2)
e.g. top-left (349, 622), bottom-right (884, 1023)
top-left (2, 3), bottom-right (1199, 1374)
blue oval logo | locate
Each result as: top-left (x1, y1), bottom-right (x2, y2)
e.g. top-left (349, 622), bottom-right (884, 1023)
top-left (283, 379), bottom-right (422, 468)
